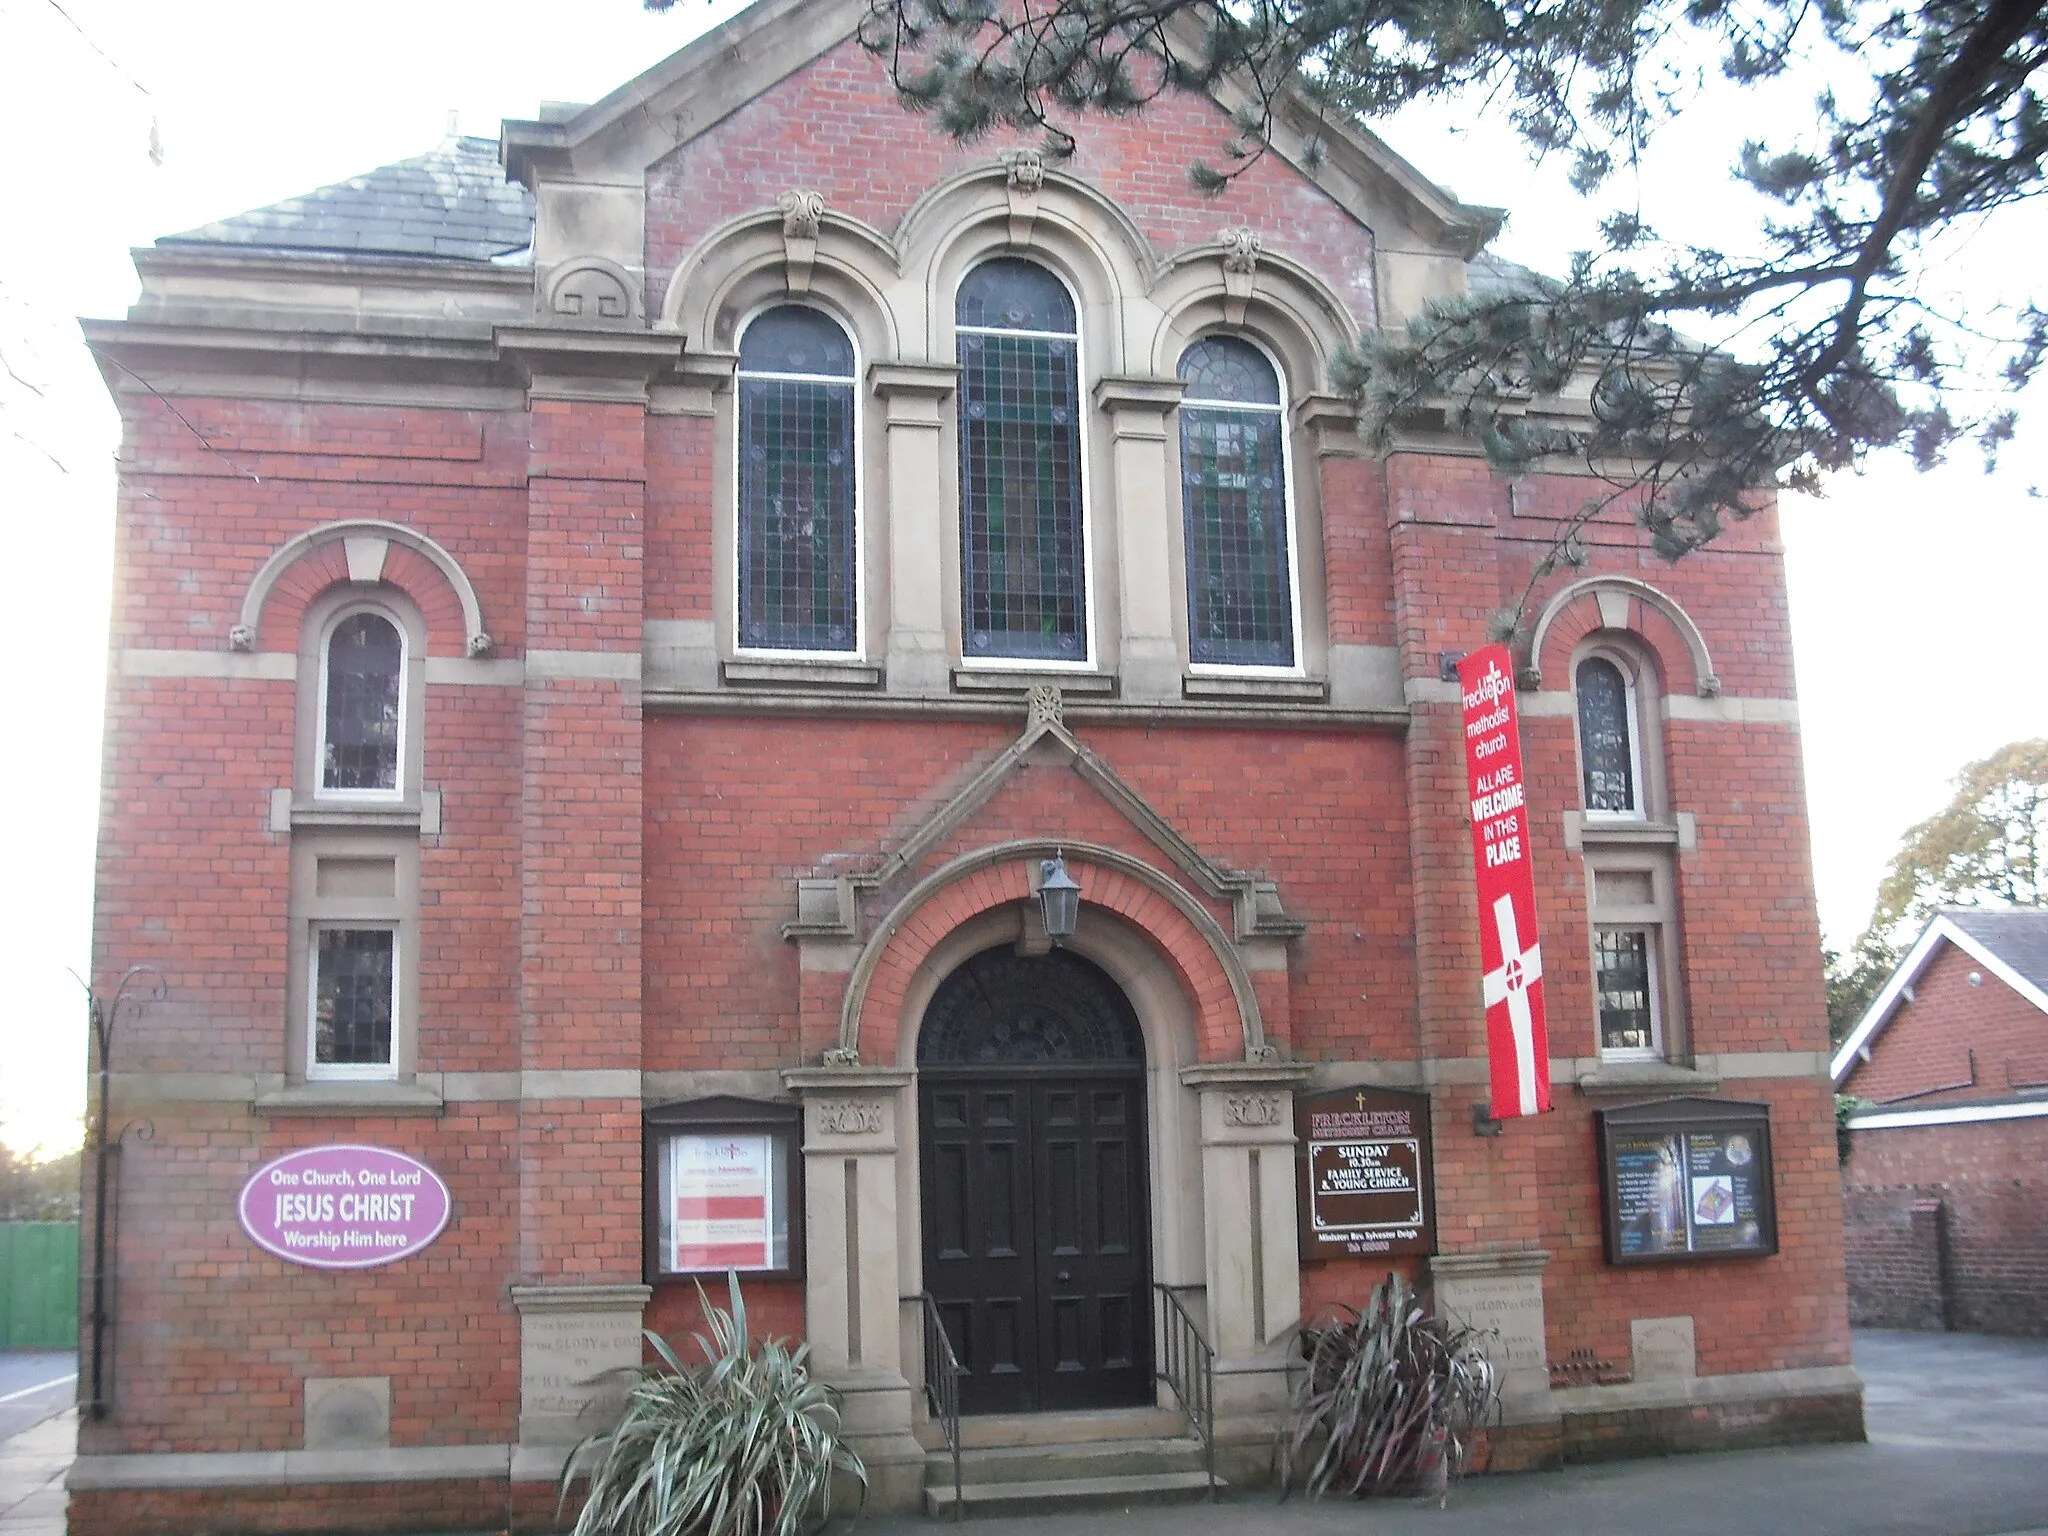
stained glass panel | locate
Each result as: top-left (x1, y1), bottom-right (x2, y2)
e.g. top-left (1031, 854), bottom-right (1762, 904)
top-left (957, 258), bottom-right (1076, 333)
top-left (739, 305), bottom-right (856, 377)
top-left (957, 266), bottom-right (1086, 660)
top-left (322, 613), bottom-right (401, 792)
top-left (738, 377), bottom-right (857, 651)
top-left (314, 927), bottom-right (395, 1068)
top-left (1178, 340), bottom-right (1292, 666)
top-left (1577, 658), bottom-right (1637, 812)
top-left (1179, 336), bottom-right (1282, 405)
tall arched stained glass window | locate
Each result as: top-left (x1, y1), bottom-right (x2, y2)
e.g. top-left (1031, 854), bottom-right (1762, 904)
top-left (1178, 337), bottom-right (1294, 667)
top-left (956, 259), bottom-right (1087, 661)
top-left (321, 611), bottom-right (404, 794)
top-left (1576, 656), bottom-right (1640, 814)
top-left (737, 306), bottom-right (858, 653)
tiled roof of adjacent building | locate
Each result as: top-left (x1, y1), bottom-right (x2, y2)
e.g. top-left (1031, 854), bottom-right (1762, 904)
top-left (1940, 907), bottom-right (2048, 998)
top-left (157, 135), bottom-right (534, 263)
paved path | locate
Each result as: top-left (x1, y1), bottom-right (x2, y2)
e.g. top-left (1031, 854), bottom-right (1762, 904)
top-left (867, 1330), bottom-right (2048, 1536)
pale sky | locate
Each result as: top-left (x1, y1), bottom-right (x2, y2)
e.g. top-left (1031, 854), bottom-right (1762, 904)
top-left (2, 0), bottom-right (2041, 1156)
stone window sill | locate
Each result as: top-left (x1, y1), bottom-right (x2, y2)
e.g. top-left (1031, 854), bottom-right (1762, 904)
top-left (1563, 812), bottom-right (1697, 853)
top-left (253, 1082), bottom-right (445, 1117)
top-left (721, 658), bottom-right (883, 690)
top-left (1571, 1060), bottom-right (1721, 1098)
top-left (271, 789), bottom-right (441, 835)
top-left (1182, 673), bottom-right (1329, 703)
top-left (951, 667), bottom-right (1117, 697)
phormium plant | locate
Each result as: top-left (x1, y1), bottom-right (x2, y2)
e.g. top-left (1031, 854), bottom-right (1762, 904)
top-left (559, 1272), bottom-right (867, 1536)
top-left (1276, 1271), bottom-right (1500, 1504)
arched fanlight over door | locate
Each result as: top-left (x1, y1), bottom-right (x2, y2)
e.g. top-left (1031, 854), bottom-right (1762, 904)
top-left (918, 946), bottom-right (1144, 1066)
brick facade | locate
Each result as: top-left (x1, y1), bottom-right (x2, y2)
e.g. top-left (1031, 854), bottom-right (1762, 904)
top-left (77, 4), bottom-right (1857, 1528)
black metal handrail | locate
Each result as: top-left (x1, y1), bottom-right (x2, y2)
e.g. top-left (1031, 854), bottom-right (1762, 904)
top-left (918, 1292), bottom-right (965, 1520)
top-left (1154, 1282), bottom-right (1216, 1498)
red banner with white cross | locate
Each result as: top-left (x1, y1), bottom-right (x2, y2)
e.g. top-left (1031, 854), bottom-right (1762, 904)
top-left (1457, 644), bottom-right (1551, 1119)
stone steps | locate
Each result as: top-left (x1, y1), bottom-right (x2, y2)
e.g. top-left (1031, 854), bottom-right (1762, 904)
top-left (922, 1428), bottom-right (1221, 1518)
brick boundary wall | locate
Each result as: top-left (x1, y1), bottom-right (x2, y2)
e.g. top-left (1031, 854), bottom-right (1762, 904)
top-left (1842, 1116), bottom-right (2048, 1337)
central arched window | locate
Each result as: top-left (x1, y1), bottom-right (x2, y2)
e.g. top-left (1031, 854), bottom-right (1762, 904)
top-left (319, 609), bottom-right (404, 796)
top-left (737, 305), bottom-right (858, 653)
top-left (956, 259), bottom-right (1087, 662)
top-left (1178, 337), bottom-right (1295, 667)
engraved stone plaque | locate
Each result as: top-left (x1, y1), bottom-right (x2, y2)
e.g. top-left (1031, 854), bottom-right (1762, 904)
top-left (513, 1285), bottom-right (651, 1448)
top-left (304, 1375), bottom-right (390, 1449)
top-left (1429, 1252), bottom-right (1551, 1407)
top-left (1630, 1314), bottom-right (1698, 1380)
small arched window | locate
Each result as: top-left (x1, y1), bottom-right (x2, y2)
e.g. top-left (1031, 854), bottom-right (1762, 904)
top-left (1576, 655), bottom-right (1643, 816)
top-left (1178, 337), bottom-right (1294, 667)
top-left (320, 609), bottom-right (404, 796)
top-left (737, 305), bottom-right (859, 653)
top-left (956, 259), bottom-right (1087, 662)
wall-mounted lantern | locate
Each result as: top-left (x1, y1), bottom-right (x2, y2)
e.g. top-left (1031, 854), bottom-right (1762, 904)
top-left (1037, 852), bottom-right (1082, 945)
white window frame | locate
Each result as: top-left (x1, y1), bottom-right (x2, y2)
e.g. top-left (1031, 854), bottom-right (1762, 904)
top-left (1593, 923), bottom-right (1665, 1061)
top-left (1576, 651), bottom-right (1646, 822)
top-left (953, 257), bottom-right (1098, 672)
top-left (306, 921), bottom-right (401, 1081)
top-left (731, 302), bottom-right (866, 663)
top-left (1178, 332), bottom-right (1306, 678)
top-left (314, 602), bottom-right (408, 803)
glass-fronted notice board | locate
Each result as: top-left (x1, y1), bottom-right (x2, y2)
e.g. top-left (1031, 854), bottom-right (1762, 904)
top-left (1595, 1097), bottom-right (1778, 1265)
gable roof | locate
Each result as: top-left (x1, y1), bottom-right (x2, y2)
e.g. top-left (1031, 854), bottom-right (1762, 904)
top-left (158, 134), bottom-right (533, 263)
top-left (1830, 907), bottom-right (2048, 1085)
top-left (500, 0), bottom-right (1501, 258)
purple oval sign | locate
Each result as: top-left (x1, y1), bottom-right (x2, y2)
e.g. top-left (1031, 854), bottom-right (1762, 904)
top-left (239, 1144), bottom-right (451, 1270)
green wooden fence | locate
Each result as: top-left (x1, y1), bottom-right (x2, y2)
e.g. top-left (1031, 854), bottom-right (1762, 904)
top-left (1, 1222), bottom-right (79, 1350)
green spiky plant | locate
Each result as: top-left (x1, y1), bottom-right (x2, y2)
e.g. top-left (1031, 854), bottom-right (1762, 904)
top-left (1277, 1271), bottom-right (1500, 1504)
top-left (558, 1273), bottom-right (867, 1536)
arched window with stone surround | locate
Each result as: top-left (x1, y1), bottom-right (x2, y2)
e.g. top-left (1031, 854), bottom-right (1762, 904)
top-left (736, 304), bottom-right (859, 654)
top-left (956, 258), bottom-right (1088, 662)
top-left (1576, 654), bottom-right (1643, 817)
top-left (319, 608), bottom-right (405, 797)
top-left (1177, 336), bottom-right (1296, 668)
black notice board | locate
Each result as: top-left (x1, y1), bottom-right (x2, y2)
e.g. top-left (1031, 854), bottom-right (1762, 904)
top-left (1296, 1086), bottom-right (1436, 1260)
top-left (1596, 1097), bottom-right (1778, 1265)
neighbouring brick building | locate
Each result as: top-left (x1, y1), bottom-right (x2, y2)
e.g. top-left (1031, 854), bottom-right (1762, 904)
top-left (75, 0), bottom-right (1859, 1527)
top-left (1834, 909), bottom-right (2048, 1337)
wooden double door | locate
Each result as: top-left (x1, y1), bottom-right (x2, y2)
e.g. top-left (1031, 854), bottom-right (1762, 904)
top-left (919, 1070), bottom-right (1153, 1414)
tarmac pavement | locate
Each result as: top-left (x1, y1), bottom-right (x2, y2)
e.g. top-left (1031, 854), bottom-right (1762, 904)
top-left (864, 1330), bottom-right (2048, 1536)
top-left (0, 1353), bottom-right (75, 1536)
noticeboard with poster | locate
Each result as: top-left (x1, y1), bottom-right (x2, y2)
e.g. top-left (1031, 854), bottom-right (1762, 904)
top-left (642, 1097), bottom-right (804, 1281)
top-left (1295, 1086), bottom-right (1436, 1260)
top-left (1596, 1097), bottom-right (1778, 1265)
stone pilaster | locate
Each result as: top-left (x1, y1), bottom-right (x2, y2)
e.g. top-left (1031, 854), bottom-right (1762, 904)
top-left (870, 363), bottom-right (959, 695)
top-left (1093, 375), bottom-right (1187, 702)
top-left (1181, 1060), bottom-right (1313, 1428)
top-left (781, 1064), bottom-right (924, 1510)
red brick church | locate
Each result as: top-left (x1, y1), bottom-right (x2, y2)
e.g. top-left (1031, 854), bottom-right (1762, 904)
top-left (76, 0), bottom-right (1858, 1526)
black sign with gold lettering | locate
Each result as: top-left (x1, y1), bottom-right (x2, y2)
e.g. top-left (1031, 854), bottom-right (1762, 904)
top-left (1596, 1097), bottom-right (1778, 1266)
top-left (1295, 1086), bottom-right (1435, 1260)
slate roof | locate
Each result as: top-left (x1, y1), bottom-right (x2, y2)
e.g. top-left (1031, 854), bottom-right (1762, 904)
top-left (158, 135), bottom-right (534, 263)
top-left (1939, 907), bottom-right (2048, 998)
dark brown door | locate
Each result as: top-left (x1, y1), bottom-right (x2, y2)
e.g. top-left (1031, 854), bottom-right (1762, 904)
top-left (916, 945), bottom-right (1153, 1415)
top-left (921, 1071), bottom-right (1152, 1414)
